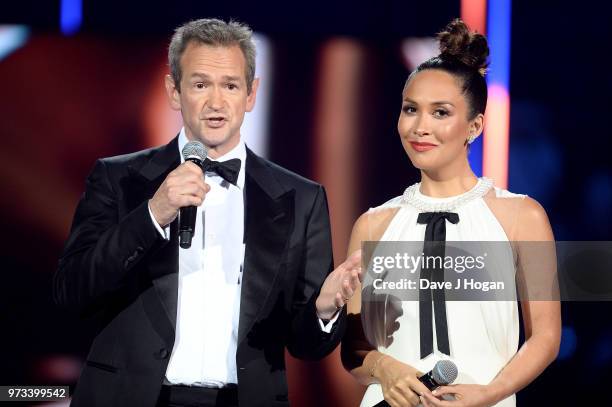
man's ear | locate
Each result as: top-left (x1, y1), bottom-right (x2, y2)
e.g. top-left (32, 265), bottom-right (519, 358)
top-left (246, 77), bottom-right (260, 112)
top-left (165, 74), bottom-right (181, 111)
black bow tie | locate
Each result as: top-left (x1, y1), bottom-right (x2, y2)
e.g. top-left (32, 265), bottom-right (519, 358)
top-left (202, 158), bottom-right (241, 186)
top-left (417, 211), bottom-right (460, 358)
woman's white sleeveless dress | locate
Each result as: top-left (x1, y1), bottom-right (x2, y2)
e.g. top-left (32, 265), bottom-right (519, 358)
top-left (360, 178), bottom-right (525, 407)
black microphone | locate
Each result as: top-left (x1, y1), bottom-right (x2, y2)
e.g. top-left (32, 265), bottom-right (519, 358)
top-left (179, 140), bottom-right (207, 249)
top-left (373, 360), bottom-right (458, 406)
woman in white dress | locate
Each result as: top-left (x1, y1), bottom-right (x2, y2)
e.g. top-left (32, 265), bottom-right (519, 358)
top-left (341, 19), bottom-right (561, 407)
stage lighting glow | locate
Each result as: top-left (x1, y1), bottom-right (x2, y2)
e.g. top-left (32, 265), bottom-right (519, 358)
top-left (61, 0), bottom-right (82, 36)
top-left (558, 325), bottom-right (577, 360)
top-left (240, 33), bottom-right (271, 158)
top-left (0, 25), bottom-right (29, 61)
top-left (463, 0), bottom-right (511, 188)
top-left (486, 0), bottom-right (511, 87)
top-left (483, 84), bottom-right (510, 187)
top-left (469, 130), bottom-right (484, 176)
top-left (400, 38), bottom-right (438, 71)
top-left (593, 331), bottom-right (612, 366)
top-left (462, 0), bottom-right (486, 177)
top-left (461, 0), bottom-right (487, 35)
top-left (484, 0), bottom-right (511, 188)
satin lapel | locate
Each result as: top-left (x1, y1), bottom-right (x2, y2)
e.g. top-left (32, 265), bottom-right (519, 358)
top-left (126, 136), bottom-right (180, 347)
top-left (238, 149), bottom-right (295, 345)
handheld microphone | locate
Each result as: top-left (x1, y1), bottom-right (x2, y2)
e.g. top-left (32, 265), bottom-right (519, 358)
top-left (374, 360), bottom-right (458, 406)
top-left (417, 359), bottom-right (457, 390)
top-left (179, 141), bottom-right (207, 249)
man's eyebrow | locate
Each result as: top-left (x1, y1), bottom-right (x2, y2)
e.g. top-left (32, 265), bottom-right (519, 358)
top-left (188, 73), bottom-right (241, 82)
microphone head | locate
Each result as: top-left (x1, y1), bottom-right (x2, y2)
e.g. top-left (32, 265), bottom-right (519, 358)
top-left (432, 360), bottom-right (458, 385)
top-left (182, 140), bottom-right (207, 161)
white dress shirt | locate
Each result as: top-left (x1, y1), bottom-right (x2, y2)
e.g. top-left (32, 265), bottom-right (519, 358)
top-left (148, 128), bottom-right (338, 388)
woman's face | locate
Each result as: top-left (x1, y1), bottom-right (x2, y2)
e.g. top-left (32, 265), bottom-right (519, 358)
top-left (397, 69), bottom-right (481, 172)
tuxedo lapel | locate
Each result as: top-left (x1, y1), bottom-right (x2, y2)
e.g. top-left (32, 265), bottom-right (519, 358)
top-left (239, 148), bottom-right (295, 345)
top-left (124, 136), bottom-right (181, 211)
top-left (126, 136), bottom-right (181, 348)
top-left (125, 141), bottom-right (295, 348)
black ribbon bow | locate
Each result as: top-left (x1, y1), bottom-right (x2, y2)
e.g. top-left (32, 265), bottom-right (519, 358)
top-left (202, 158), bottom-right (241, 186)
top-left (416, 211), bottom-right (459, 358)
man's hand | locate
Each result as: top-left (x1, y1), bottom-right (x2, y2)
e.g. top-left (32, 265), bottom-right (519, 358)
top-left (149, 161), bottom-right (210, 227)
top-left (315, 249), bottom-right (362, 320)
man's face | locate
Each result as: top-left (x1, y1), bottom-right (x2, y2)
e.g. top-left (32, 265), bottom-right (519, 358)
top-left (165, 43), bottom-right (259, 158)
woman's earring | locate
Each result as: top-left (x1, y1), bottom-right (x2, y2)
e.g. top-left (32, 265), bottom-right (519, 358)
top-left (467, 134), bottom-right (476, 144)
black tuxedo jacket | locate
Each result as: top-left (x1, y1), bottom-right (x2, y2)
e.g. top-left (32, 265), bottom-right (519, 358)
top-left (53, 137), bottom-right (345, 407)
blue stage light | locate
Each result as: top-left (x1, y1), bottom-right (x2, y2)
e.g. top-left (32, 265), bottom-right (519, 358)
top-left (558, 326), bottom-right (577, 361)
top-left (0, 26), bottom-right (29, 61)
top-left (61, 0), bottom-right (82, 36)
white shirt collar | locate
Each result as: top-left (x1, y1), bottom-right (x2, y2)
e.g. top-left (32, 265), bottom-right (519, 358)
top-left (177, 127), bottom-right (246, 190)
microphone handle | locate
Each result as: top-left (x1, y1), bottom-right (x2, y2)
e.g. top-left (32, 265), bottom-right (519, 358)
top-left (178, 156), bottom-right (204, 249)
top-left (179, 206), bottom-right (197, 248)
top-left (372, 372), bottom-right (439, 406)
top-left (418, 371), bottom-right (439, 390)
top-left (185, 156), bottom-right (204, 169)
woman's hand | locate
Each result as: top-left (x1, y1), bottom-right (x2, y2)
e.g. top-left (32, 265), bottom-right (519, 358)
top-left (375, 356), bottom-right (432, 407)
top-left (420, 384), bottom-right (499, 407)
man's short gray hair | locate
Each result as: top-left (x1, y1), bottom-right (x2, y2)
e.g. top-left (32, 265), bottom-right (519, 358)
top-left (168, 18), bottom-right (256, 94)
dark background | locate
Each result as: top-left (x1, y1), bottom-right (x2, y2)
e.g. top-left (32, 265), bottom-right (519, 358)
top-left (1, 0), bottom-right (611, 405)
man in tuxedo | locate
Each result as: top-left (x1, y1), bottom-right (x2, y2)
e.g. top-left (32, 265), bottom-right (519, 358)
top-left (53, 18), bottom-right (361, 407)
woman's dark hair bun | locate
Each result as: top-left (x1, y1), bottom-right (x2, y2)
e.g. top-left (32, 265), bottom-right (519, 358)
top-left (438, 19), bottom-right (489, 76)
